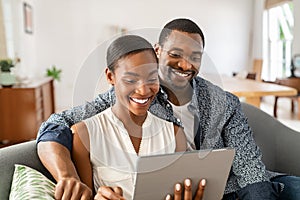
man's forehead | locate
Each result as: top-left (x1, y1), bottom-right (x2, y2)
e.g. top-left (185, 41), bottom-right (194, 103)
top-left (165, 31), bottom-right (204, 52)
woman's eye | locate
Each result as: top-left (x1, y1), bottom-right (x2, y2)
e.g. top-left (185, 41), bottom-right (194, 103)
top-left (124, 79), bottom-right (137, 84)
top-left (168, 52), bottom-right (182, 58)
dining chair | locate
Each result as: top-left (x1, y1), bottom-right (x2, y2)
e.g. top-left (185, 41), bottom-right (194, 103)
top-left (232, 59), bottom-right (262, 81)
top-left (252, 59), bottom-right (263, 81)
top-left (273, 77), bottom-right (300, 119)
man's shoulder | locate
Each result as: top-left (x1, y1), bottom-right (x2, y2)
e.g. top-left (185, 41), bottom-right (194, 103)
top-left (193, 76), bottom-right (225, 95)
top-left (94, 87), bottom-right (115, 103)
top-left (193, 76), bottom-right (240, 105)
top-left (194, 76), bottom-right (222, 90)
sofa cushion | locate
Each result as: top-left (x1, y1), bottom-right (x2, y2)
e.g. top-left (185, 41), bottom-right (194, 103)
top-left (9, 164), bottom-right (55, 199)
top-left (0, 141), bottom-right (55, 199)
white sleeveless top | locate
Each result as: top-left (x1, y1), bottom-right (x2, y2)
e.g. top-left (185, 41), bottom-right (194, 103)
top-left (83, 107), bottom-right (176, 200)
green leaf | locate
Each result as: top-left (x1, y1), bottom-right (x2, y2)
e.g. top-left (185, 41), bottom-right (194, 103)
top-left (0, 59), bottom-right (14, 72)
top-left (46, 65), bottom-right (62, 81)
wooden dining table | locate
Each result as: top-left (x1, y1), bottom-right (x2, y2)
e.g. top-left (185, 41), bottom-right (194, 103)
top-left (203, 74), bottom-right (298, 108)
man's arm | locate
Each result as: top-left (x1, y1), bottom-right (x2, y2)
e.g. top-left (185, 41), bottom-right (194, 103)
top-left (224, 93), bottom-right (282, 199)
top-left (37, 88), bottom-right (115, 151)
top-left (38, 142), bottom-right (92, 199)
top-left (37, 88), bottom-right (115, 199)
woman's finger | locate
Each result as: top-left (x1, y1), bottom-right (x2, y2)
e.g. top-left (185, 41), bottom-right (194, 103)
top-left (113, 186), bottom-right (123, 196)
top-left (95, 186), bottom-right (123, 200)
top-left (193, 179), bottom-right (206, 200)
top-left (184, 179), bottom-right (192, 200)
top-left (174, 183), bottom-right (182, 200)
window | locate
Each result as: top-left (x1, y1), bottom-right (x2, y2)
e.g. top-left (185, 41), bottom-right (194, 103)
top-left (263, 2), bottom-right (294, 81)
top-left (1, 0), bottom-right (15, 58)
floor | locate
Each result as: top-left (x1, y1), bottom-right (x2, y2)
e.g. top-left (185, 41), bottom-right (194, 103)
top-left (259, 96), bottom-right (300, 132)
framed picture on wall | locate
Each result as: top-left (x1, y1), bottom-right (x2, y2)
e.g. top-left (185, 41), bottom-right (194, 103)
top-left (23, 3), bottom-right (33, 34)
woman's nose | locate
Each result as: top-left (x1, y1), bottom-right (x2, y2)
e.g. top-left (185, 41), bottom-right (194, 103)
top-left (135, 84), bottom-right (151, 95)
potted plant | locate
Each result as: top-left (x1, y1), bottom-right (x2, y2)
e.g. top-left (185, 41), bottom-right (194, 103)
top-left (0, 59), bottom-right (17, 87)
top-left (46, 65), bottom-right (62, 82)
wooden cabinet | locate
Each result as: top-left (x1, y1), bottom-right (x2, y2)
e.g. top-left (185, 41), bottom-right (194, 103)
top-left (0, 78), bottom-right (55, 145)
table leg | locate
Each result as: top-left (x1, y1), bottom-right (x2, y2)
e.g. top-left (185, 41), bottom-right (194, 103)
top-left (297, 97), bottom-right (300, 119)
top-left (245, 97), bottom-right (261, 108)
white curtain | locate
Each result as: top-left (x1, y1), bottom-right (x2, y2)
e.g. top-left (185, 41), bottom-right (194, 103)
top-left (265, 0), bottom-right (292, 9)
top-left (0, 1), bottom-right (7, 58)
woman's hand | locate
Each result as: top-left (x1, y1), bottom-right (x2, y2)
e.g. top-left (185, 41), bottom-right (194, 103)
top-left (94, 186), bottom-right (125, 200)
top-left (165, 178), bottom-right (206, 200)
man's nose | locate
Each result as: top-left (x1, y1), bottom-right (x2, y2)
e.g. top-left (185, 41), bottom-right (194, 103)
top-left (178, 58), bottom-right (192, 70)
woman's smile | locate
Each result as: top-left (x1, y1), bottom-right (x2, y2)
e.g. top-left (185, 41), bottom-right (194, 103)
top-left (130, 97), bottom-right (151, 105)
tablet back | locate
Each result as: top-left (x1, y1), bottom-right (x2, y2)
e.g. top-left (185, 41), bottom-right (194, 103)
top-left (133, 148), bottom-right (235, 200)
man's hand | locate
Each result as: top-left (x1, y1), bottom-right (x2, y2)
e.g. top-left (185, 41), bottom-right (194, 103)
top-left (38, 142), bottom-right (92, 199)
top-left (94, 186), bottom-right (125, 200)
top-left (55, 177), bottom-right (92, 200)
top-left (165, 178), bottom-right (206, 200)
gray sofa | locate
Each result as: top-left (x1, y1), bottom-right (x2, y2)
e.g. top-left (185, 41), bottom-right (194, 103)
top-left (0, 140), bottom-right (55, 199)
top-left (1, 102), bottom-right (300, 199)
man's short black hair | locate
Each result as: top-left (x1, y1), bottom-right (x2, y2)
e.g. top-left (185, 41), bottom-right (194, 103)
top-left (158, 18), bottom-right (205, 48)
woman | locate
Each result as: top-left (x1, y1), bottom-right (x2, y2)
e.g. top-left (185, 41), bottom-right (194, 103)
top-left (71, 35), bottom-right (187, 199)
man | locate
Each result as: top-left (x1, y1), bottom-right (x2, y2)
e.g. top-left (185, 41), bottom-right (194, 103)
top-left (37, 18), bottom-right (299, 199)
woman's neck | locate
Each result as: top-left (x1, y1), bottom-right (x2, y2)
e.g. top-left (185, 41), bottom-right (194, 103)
top-left (111, 106), bottom-right (146, 154)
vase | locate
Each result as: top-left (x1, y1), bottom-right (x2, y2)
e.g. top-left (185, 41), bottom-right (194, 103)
top-left (0, 72), bottom-right (16, 87)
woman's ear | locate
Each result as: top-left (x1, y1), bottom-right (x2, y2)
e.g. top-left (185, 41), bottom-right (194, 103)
top-left (105, 68), bottom-right (115, 85)
top-left (154, 43), bottom-right (161, 59)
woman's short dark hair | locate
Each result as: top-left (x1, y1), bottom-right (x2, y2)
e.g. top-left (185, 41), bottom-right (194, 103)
top-left (106, 35), bottom-right (157, 72)
top-left (158, 18), bottom-right (205, 48)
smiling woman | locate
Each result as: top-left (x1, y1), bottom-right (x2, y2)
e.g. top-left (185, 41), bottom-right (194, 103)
top-left (64, 35), bottom-right (187, 200)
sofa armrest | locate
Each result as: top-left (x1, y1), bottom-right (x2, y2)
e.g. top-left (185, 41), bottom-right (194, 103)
top-left (241, 102), bottom-right (300, 176)
top-left (0, 140), bottom-right (54, 199)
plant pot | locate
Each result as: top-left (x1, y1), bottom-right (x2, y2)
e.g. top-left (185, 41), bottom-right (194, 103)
top-left (0, 72), bottom-right (16, 87)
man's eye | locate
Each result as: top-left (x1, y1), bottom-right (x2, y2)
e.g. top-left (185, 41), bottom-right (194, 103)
top-left (148, 78), bottom-right (158, 83)
top-left (191, 56), bottom-right (202, 62)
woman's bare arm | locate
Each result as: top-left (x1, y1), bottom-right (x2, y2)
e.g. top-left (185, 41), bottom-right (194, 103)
top-left (174, 125), bottom-right (187, 152)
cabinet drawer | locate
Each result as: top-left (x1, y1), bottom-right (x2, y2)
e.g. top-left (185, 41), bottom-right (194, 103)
top-left (35, 87), bottom-right (42, 99)
top-left (35, 96), bottom-right (43, 111)
top-left (0, 78), bottom-right (55, 144)
top-left (36, 108), bottom-right (43, 122)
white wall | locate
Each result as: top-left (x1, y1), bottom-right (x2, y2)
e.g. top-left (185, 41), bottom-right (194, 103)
top-left (293, 0), bottom-right (300, 55)
top-left (252, 0), bottom-right (264, 60)
top-left (13, 0), bottom-right (255, 110)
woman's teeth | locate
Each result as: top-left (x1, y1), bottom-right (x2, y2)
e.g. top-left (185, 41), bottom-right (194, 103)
top-left (131, 97), bottom-right (149, 104)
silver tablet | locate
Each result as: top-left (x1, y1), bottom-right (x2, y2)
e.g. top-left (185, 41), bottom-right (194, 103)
top-left (133, 148), bottom-right (235, 200)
